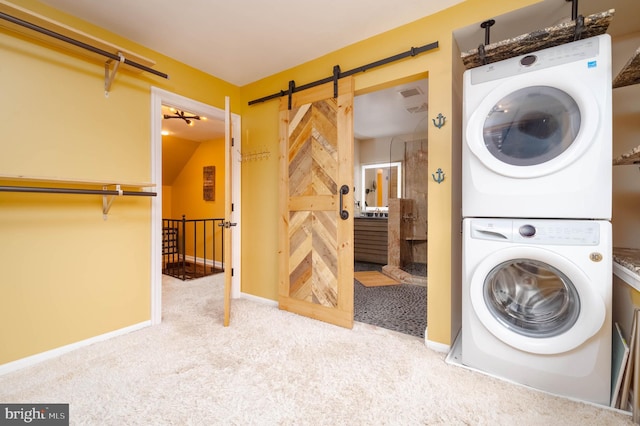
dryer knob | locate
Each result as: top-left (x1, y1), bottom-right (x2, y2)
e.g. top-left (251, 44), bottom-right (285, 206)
top-left (520, 55), bottom-right (537, 66)
top-left (519, 224), bottom-right (536, 237)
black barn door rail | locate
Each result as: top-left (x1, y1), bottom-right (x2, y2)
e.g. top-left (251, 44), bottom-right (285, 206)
top-left (248, 41), bottom-right (439, 108)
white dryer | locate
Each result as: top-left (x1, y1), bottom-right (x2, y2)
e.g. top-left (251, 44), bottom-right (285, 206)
top-left (462, 35), bottom-right (611, 219)
top-left (462, 218), bottom-right (611, 405)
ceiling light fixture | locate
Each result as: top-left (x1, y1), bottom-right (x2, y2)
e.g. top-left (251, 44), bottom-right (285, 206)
top-left (163, 109), bottom-right (201, 126)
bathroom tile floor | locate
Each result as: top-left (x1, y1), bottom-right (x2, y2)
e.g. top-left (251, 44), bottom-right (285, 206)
top-left (354, 262), bottom-right (427, 338)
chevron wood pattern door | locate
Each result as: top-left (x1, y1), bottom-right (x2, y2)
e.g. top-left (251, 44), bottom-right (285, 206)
top-left (278, 78), bottom-right (354, 328)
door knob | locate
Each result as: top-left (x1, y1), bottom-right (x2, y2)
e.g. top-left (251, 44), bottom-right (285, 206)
top-left (218, 221), bottom-right (237, 228)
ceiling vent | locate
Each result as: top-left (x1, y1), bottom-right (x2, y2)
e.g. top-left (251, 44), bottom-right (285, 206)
top-left (399, 87), bottom-right (423, 98)
top-left (406, 103), bottom-right (428, 114)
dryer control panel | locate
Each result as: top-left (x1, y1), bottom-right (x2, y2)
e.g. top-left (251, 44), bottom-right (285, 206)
top-left (469, 35), bottom-right (602, 85)
top-left (469, 218), bottom-right (600, 245)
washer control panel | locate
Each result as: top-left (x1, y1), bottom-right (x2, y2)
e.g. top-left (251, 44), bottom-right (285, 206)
top-left (470, 218), bottom-right (600, 245)
top-left (518, 224), bottom-right (536, 237)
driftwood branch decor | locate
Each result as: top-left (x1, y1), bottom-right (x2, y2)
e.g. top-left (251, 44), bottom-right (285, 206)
top-left (460, 9), bottom-right (614, 70)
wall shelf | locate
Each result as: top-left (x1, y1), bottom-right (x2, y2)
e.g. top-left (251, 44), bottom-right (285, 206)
top-left (613, 46), bottom-right (640, 89)
top-left (0, 173), bottom-right (155, 187)
top-left (0, 0), bottom-right (168, 95)
top-left (614, 248), bottom-right (640, 292)
top-left (0, 174), bottom-right (156, 219)
top-left (613, 145), bottom-right (640, 166)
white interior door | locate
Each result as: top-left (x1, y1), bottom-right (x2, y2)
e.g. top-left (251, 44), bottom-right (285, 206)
top-left (150, 88), bottom-right (241, 325)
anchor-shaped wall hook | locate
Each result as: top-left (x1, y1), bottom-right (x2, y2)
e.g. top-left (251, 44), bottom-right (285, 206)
top-left (432, 113), bottom-right (446, 129)
top-left (432, 168), bottom-right (445, 184)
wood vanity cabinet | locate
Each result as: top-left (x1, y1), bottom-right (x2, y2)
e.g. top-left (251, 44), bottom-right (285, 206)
top-left (354, 217), bottom-right (388, 264)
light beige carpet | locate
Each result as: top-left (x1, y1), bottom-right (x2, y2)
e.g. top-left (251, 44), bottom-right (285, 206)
top-left (354, 270), bottom-right (400, 287)
top-left (0, 274), bottom-right (632, 425)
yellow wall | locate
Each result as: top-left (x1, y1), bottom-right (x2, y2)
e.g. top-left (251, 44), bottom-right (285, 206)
top-left (238, 0), bottom-right (539, 345)
top-left (162, 185), bottom-right (172, 218)
top-left (169, 137), bottom-right (226, 262)
top-left (170, 138), bottom-right (225, 221)
top-left (0, 0), bottom-right (239, 365)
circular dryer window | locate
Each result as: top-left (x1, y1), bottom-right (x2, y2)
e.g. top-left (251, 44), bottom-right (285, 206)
top-left (483, 86), bottom-right (581, 166)
top-left (484, 258), bottom-right (580, 338)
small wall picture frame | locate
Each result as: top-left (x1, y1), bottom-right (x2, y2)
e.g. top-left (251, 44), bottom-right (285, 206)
top-left (203, 166), bottom-right (215, 201)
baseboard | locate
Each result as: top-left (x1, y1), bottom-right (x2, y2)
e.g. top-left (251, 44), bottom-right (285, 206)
top-left (183, 254), bottom-right (223, 270)
top-left (426, 340), bottom-right (450, 353)
top-left (0, 321), bottom-right (151, 376)
top-left (424, 327), bottom-right (451, 353)
top-left (240, 291), bottom-right (278, 307)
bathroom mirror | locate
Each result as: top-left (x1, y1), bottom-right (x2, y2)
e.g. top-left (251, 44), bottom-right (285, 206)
top-left (361, 162), bottom-right (402, 212)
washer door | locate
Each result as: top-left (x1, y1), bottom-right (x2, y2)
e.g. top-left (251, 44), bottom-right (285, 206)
top-left (469, 246), bottom-right (605, 355)
top-left (466, 76), bottom-right (599, 178)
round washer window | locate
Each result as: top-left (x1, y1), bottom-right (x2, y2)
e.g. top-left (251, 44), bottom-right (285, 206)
top-left (484, 259), bottom-right (580, 338)
top-left (483, 86), bottom-right (581, 166)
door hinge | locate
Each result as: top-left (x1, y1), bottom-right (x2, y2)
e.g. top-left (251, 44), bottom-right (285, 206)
top-left (231, 203), bottom-right (234, 212)
top-left (231, 268), bottom-right (234, 277)
top-left (231, 137), bottom-right (234, 147)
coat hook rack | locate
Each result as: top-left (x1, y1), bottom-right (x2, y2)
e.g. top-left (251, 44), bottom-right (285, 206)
top-left (239, 147), bottom-right (271, 162)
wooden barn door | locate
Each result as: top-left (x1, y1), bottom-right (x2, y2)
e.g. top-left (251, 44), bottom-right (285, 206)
top-left (278, 77), bottom-right (354, 328)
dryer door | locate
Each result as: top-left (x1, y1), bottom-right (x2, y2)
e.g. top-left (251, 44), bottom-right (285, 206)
top-left (469, 246), bottom-right (605, 355)
top-left (466, 78), bottom-right (599, 178)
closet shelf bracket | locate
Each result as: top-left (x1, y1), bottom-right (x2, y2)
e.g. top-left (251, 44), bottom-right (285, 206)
top-left (102, 184), bottom-right (123, 219)
top-left (104, 52), bottom-right (125, 97)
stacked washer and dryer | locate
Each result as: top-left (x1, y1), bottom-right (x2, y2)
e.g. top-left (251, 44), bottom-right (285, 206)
top-left (461, 34), bottom-right (613, 405)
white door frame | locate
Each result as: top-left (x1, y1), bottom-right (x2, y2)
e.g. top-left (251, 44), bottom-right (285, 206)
top-left (150, 87), bottom-right (242, 324)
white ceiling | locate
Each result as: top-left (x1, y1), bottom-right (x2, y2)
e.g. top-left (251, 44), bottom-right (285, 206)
top-left (161, 105), bottom-right (225, 142)
top-left (354, 79), bottom-right (429, 140)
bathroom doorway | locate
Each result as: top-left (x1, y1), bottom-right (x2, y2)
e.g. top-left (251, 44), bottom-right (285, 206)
top-left (353, 76), bottom-right (428, 338)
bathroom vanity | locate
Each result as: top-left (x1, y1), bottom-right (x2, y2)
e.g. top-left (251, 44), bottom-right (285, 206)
top-left (354, 217), bottom-right (388, 264)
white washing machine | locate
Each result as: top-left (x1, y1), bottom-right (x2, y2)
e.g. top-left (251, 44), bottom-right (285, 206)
top-left (462, 35), bottom-right (611, 220)
top-left (462, 218), bottom-right (611, 405)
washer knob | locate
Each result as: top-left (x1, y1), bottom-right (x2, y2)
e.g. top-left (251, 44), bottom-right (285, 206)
top-left (519, 224), bottom-right (536, 237)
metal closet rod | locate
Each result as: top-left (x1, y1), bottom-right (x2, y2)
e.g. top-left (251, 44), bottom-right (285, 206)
top-left (248, 40), bottom-right (439, 105)
top-left (0, 186), bottom-right (157, 197)
top-left (0, 11), bottom-right (168, 79)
